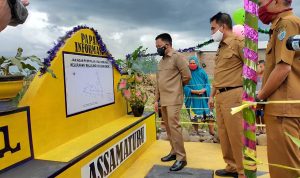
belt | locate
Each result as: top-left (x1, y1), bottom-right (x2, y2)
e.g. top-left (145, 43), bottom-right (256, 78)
top-left (218, 86), bottom-right (242, 93)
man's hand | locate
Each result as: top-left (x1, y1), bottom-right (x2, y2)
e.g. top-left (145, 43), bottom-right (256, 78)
top-left (208, 96), bottom-right (215, 109)
top-left (256, 91), bottom-right (264, 102)
top-left (154, 101), bottom-right (159, 113)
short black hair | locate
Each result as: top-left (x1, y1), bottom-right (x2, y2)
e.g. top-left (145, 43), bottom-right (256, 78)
top-left (210, 12), bottom-right (233, 30)
top-left (258, 60), bottom-right (265, 64)
top-left (155, 33), bottom-right (172, 45)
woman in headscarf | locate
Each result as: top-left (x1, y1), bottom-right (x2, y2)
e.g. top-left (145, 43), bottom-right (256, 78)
top-left (184, 56), bottom-right (215, 136)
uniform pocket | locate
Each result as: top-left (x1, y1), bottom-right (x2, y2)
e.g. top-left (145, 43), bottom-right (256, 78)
top-left (266, 46), bottom-right (272, 55)
top-left (223, 53), bottom-right (234, 59)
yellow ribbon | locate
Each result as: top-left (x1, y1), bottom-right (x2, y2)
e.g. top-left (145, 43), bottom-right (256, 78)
top-left (231, 100), bottom-right (300, 115)
top-left (244, 148), bottom-right (300, 172)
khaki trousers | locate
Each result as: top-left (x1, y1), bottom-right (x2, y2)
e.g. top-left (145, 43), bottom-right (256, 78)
top-left (215, 87), bottom-right (244, 175)
top-left (161, 104), bottom-right (186, 161)
top-left (265, 115), bottom-right (300, 178)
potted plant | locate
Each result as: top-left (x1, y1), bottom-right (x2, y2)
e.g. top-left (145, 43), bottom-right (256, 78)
top-left (117, 46), bottom-right (148, 117)
top-left (0, 48), bottom-right (55, 110)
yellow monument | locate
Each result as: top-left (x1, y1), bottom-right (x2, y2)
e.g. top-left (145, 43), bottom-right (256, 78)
top-left (0, 26), bottom-right (156, 178)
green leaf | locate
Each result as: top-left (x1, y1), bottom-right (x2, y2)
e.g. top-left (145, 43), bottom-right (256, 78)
top-left (16, 48), bottom-right (23, 57)
top-left (285, 132), bottom-right (300, 148)
top-left (131, 46), bottom-right (143, 61)
top-left (15, 56), bottom-right (27, 61)
top-left (244, 130), bottom-right (256, 141)
top-left (21, 62), bottom-right (37, 71)
top-left (27, 55), bottom-right (44, 66)
top-left (10, 57), bottom-right (23, 71)
top-left (0, 56), bottom-right (6, 65)
top-left (115, 59), bottom-right (124, 66)
top-left (127, 69), bottom-right (132, 76)
top-left (46, 68), bottom-right (57, 78)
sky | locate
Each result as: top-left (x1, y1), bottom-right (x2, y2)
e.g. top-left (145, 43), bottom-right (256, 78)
top-left (1, 0), bottom-right (300, 60)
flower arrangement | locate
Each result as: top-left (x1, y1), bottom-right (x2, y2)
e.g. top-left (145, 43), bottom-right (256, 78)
top-left (117, 46), bottom-right (148, 115)
top-left (118, 74), bottom-right (148, 108)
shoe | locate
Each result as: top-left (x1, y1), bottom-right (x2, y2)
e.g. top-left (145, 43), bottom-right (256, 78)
top-left (190, 130), bottom-right (198, 136)
top-left (215, 169), bottom-right (238, 177)
top-left (161, 154), bottom-right (176, 162)
top-left (158, 128), bottom-right (166, 132)
top-left (169, 160), bottom-right (187, 171)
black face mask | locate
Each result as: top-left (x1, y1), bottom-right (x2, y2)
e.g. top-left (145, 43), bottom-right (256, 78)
top-left (157, 46), bottom-right (166, 56)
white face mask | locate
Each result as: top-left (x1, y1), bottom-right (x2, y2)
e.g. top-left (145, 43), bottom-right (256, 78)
top-left (211, 29), bottom-right (224, 42)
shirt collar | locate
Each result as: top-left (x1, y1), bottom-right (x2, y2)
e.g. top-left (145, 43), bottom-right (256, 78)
top-left (221, 34), bottom-right (235, 46)
top-left (166, 49), bottom-right (175, 57)
top-left (271, 10), bottom-right (293, 30)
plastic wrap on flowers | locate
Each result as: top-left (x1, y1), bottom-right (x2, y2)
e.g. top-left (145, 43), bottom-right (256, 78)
top-left (243, 0), bottom-right (258, 177)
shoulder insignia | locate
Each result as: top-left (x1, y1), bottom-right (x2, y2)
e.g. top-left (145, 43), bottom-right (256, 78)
top-left (278, 29), bottom-right (286, 41)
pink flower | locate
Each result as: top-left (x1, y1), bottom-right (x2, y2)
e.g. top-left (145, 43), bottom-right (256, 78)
top-left (135, 74), bottom-right (143, 83)
top-left (136, 91), bottom-right (141, 97)
top-left (123, 89), bottom-right (131, 100)
top-left (118, 79), bottom-right (127, 90)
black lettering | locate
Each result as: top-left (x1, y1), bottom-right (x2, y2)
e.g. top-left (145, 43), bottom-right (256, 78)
top-left (97, 46), bottom-right (101, 55)
top-left (109, 148), bottom-right (116, 171)
top-left (0, 126), bottom-right (21, 158)
top-left (123, 139), bottom-right (129, 158)
top-left (97, 156), bottom-right (104, 178)
top-left (86, 44), bottom-right (91, 54)
top-left (132, 132), bottom-right (137, 151)
top-left (116, 142), bottom-right (124, 165)
top-left (87, 35), bottom-right (92, 44)
top-left (81, 33), bottom-right (87, 44)
top-left (141, 127), bottom-right (145, 143)
top-left (89, 162), bottom-right (97, 178)
top-left (92, 36), bottom-right (97, 45)
top-left (75, 42), bottom-right (81, 53)
top-left (103, 152), bottom-right (110, 176)
top-left (136, 130), bottom-right (141, 147)
top-left (128, 135), bottom-right (133, 156)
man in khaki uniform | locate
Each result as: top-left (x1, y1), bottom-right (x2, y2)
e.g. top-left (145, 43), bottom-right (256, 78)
top-left (257, 0), bottom-right (300, 177)
top-left (208, 12), bottom-right (245, 178)
top-left (154, 33), bottom-right (191, 171)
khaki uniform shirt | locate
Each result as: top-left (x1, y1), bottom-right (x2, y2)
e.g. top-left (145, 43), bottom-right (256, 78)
top-left (263, 11), bottom-right (300, 117)
top-left (213, 35), bottom-right (244, 88)
top-left (155, 50), bottom-right (191, 106)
